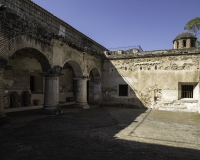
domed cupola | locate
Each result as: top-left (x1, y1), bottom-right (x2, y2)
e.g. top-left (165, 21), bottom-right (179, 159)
top-left (173, 32), bottom-right (197, 49)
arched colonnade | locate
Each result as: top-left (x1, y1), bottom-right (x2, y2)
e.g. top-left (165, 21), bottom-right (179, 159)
top-left (0, 46), bottom-right (101, 115)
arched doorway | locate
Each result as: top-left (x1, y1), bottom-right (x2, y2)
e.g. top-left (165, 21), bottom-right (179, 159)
top-left (88, 67), bottom-right (101, 105)
top-left (3, 48), bottom-right (51, 108)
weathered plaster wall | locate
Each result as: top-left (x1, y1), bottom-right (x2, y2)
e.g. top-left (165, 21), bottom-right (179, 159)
top-left (52, 39), bottom-right (102, 76)
top-left (102, 52), bottom-right (200, 112)
top-left (3, 55), bottom-right (44, 107)
top-left (3, 56), bottom-right (43, 92)
top-left (59, 67), bottom-right (74, 92)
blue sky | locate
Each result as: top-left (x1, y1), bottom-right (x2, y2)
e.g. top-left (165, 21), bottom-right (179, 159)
top-left (32, 0), bottom-right (200, 51)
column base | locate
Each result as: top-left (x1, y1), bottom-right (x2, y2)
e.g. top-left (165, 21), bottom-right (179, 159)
top-left (74, 103), bottom-right (90, 109)
top-left (42, 106), bottom-right (62, 115)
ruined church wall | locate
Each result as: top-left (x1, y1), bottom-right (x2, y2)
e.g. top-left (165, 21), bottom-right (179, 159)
top-left (0, 0), bottom-right (106, 54)
top-left (102, 53), bottom-right (200, 112)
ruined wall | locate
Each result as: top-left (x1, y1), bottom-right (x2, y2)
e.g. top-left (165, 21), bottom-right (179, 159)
top-left (0, 0), bottom-right (107, 55)
top-left (102, 49), bottom-right (200, 112)
top-left (0, 0), bottom-right (107, 110)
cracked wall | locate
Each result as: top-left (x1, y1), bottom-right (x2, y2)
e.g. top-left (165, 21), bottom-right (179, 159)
top-left (102, 51), bottom-right (200, 112)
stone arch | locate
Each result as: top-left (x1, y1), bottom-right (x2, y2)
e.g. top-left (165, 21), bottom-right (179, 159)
top-left (0, 35), bottom-right (52, 71)
top-left (3, 47), bottom-right (51, 107)
top-left (88, 67), bottom-right (101, 81)
top-left (10, 47), bottom-right (51, 72)
top-left (62, 59), bottom-right (83, 78)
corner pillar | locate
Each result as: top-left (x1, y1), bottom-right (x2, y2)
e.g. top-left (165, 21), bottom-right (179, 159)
top-left (74, 77), bottom-right (89, 109)
top-left (174, 41), bottom-right (177, 49)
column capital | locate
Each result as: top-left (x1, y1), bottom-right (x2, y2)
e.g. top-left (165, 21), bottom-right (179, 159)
top-left (39, 72), bottom-right (63, 77)
top-left (40, 65), bottom-right (63, 77)
top-left (73, 77), bottom-right (90, 81)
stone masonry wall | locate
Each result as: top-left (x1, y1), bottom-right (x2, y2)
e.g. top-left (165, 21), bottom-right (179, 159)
top-left (102, 48), bottom-right (200, 112)
top-left (178, 40), bottom-right (183, 49)
top-left (0, 0), bottom-right (107, 54)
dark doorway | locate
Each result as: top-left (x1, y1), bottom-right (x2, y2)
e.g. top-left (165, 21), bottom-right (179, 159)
top-left (30, 76), bottom-right (35, 92)
top-left (119, 84), bottom-right (128, 96)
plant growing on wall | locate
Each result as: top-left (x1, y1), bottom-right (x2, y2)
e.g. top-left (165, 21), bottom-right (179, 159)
top-left (184, 17), bottom-right (200, 47)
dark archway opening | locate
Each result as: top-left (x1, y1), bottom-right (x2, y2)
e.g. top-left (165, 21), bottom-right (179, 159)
top-left (88, 68), bottom-right (101, 105)
top-left (3, 48), bottom-right (51, 108)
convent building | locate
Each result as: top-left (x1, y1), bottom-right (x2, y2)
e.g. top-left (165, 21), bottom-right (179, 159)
top-left (0, 0), bottom-right (200, 120)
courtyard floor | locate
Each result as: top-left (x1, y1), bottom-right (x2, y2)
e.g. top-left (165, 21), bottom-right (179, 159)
top-left (0, 106), bottom-right (200, 160)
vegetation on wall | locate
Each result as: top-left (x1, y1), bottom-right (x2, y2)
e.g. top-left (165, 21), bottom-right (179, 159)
top-left (184, 17), bottom-right (200, 47)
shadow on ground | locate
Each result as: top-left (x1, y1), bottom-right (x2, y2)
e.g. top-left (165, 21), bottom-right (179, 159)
top-left (0, 106), bottom-right (200, 160)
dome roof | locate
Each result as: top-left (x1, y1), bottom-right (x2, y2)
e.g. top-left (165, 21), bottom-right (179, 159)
top-left (173, 32), bottom-right (197, 42)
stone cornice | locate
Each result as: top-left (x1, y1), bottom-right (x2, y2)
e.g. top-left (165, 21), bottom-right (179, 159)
top-left (104, 48), bottom-right (200, 60)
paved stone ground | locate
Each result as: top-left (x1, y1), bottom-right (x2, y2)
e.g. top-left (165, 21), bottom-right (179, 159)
top-left (0, 106), bottom-right (200, 160)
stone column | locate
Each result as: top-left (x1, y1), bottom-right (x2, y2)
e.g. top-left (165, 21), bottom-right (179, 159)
top-left (40, 73), bottom-right (60, 114)
top-left (174, 41), bottom-right (177, 49)
top-left (178, 40), bottom-right (183, 49)
top-left (74, 77), bottom-right (89, 109)
top-left (186, 39), bottom-right (191, 48)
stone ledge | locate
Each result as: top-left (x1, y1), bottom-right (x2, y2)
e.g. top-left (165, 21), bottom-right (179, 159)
top-left (177, 99), bottom-right (198, 103)
top-left (105, 48), bottom-right (200, 60)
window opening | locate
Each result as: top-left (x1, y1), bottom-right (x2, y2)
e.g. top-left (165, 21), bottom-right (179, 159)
top-left (183, 40), bottom-right (186, 47)
top-left (30, 76), bottom-right (35, 92)
top-left (181, 85), bottom-right (193, 98)
top-left (191, 40), bottom-right (195, 47)
top-left (119, 84), bottom-right (128, 96)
